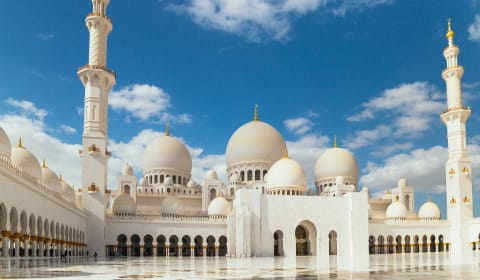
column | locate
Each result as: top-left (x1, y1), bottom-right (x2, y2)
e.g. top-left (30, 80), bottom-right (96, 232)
top-left (165, 242), bottom-right (170, 257)
top-left (13, 233), bottom-right (21, 258)
top-left (202, 243), bottom-right (207, 258)
top-left (178, 242), bottom-right (183, 258)
top-left (215, 242), bottom-right (219, 257)
top-left (140, 242), bottom-right (144, 257)
top-left (60, 241), bottom-right (65, 257)
top-left (1, 231), bottom-right (10, 257)
top-left (190, 243), bottom-right (194, 258)
top-left (31, 236), bottom-right (37, 257)
top-left (23, 234), bottom-right (30, 257)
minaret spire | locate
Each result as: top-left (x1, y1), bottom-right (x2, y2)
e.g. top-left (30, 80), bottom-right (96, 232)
top-left (440, 19), bottom-right (473, 261)
top-left (78, 0), bottom-right (115, 257)
top-left (253, 104), bottom-right (259, 121)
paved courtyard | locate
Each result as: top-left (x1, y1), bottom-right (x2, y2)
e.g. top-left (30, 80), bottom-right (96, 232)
top-left (0, 254), bottom-right (479, 279)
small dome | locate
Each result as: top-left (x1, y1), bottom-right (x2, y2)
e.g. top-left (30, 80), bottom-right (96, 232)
top-left (226, 120), bottom-right (285, 168)
top-left (142, 135), bottom-right (192, 174)
top-left (0, 127), bottom-right (11, 158)
top-left (206, 169), bottom-right (219, 180)
top-left (11, 139), bottom-right (42, 179)
top-left (138, 177), bottom-right (146, 186)
top-left (112, 193), bottom-right (136, 216)
top-left (122, 162), bottom-right (133, 176)
top-left (187, 178), bottom-right (196, 188)
top-left (386, 201), bottom-right (408, 220)
top-left (60, 179), bottom-right (76, 203)
top-left (397, 178), bottom-right (407, 188)
top-left (41, 162), bottom-right (62, 193)
top-left (164, 176), bottom-right (173, 185)
top-left (314, 147), bottom-right (358, 184)
top-left (230, 173), bottom-right (241, 183)
top-left (208, 196), bottom-right (231, 216)
top-left (161, 196), bottom-right (183, 214)
top-left (418, 199), bottom-right (441, 220)
top-left (266, 157), bottom-right (306, 192)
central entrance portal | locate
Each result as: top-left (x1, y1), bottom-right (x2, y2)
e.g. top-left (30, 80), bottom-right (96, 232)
top-left (295, 226), bottom-right (308, 256)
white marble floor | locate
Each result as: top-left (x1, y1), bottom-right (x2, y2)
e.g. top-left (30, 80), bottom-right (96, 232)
top-left (0, 253), bottom-right (479, 279)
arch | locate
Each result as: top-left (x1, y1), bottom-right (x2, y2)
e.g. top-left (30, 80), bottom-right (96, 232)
top-left (20, 211), bottom-right (27, 234)
top-left (240, 171), bottom-right (245, 181)
top-left (395, 235), bottom-right (402, 253)
top-left (160, 174), bottom-right (164, 183)
top-left (422, 235), bottom-right (428, 252)
top-left (219, 236), bottom-right (227, 256)
top-left (0, 203), bottom-right (6, 231)
top-left (438, 235), bottom-right (444, 252)
top-left (274, 230), bottom-right (284, 256)
top-left (247, 170), bottom-right (252, 181)
top-left (154, 175), bottom-right (158, 184)
top-left (131, 234), bottom-right (141, 256)
top-left (430, 235), bottom-right (436, 252)
top-left (405, 194), bottom-right (410, 211)
top-left (378, 236), bottom-right (385, 254)
top-left (29, 214), bottom-right (36, 235)
top-left (44, 219), bottom-right (49, 238)
top-left (295, 220), bottom-right (317, 256)
top-left (405, 235), bottom-right (411, 253)
top-left (156, 235), bottom-right (166, 256)
top-left (169, 235), bottom-right (179, 257)
top-left (387, 235), bottom-right (394, 254)
top-left (144, 234), bottom-right (153, 256)
top-left (194, 235), bottom-right (203, 257)
top-left (369, 235), bottom-right (375, 254)
top-left (9, 207), bottom-right (18, 233)
top-left (413, 235), bottom-right (419, 253)
top-left (117, 234), bottom-right (127, 256)
top-left (329, 230), bottom-right (338, 255)
top-left (181, 235), bottom-right (191, 256)
top-left (209, 188), bottom-right (216, 203)
top-left (172, 175), bottom-right (177, 184)
top-left (206, 235), bottom-right (215, 257)
top-left (50, 221), bottom-right (55, 239)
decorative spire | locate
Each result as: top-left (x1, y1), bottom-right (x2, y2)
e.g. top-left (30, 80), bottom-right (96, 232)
top-left (333, 135), bottom-right (337, 148)
top-left (283, 145), bottom-right (289, 159)
top-left (17, 136), bottom-right (23, 148)
top-left (427, 196), bottom-right (431, 202)
top-left (42, 158), bottom-right (47, 168)
top-left (59, 174), bottom-right (63, 182)
top-left (446, 18), bottom-right (454, 44)
top-left (165, 122), bottom-right (170, 136)
top-left (253, 104), bottom-right (259, 121)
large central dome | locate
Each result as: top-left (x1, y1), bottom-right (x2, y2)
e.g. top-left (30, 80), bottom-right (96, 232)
top-left (142, 135), bottom-right (192, 174)
top-left (226, 120), bottom-right (285, 168)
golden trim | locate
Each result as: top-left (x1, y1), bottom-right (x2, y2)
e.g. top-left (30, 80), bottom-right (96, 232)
top-left (450, 196), bottom-right (457, 206)
top-left (17, 136), bottom-right (23, 148)
top-left (448, 168), bottom-right (455, 175)
top-left (1, 230), bottom-right (11, 237)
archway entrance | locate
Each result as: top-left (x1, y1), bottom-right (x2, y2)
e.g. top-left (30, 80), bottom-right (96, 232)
top-left (329, 230), bottom-right (337, 255)
top-left (194, 236), bottom-right (203, 256)
top-left (144, 235), bottom-right (153, 256)
top-left (295, 226), bottom-right (308, 256)
top-left (117, 234), bottom-right (127, 256)
top-left (206, 236), bottom-right (215, 257)
top-left (274, 230), bottom-right (284, 256)
top-left (156, 235), bottom-right (166, 256)
top-left (169, 235), bottom-right (179, 257)
top-left (181, 235), bottom-right (191, 257)
top-left (219, 236), bottom-right (227, 256)
top-left (131, 235), bottom-right (140, 256)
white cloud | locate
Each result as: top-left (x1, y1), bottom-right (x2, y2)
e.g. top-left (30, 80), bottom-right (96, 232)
top-left (344, 125), bottom-right (391, 150)
top-left (5, 98), bottom-right (48, 120)
top-left (371, 142), bottom-right (413, 157)
top-left (283, 117), bottom-right (313, 135)
top-left (468, 14), bottom-right (480, 41)
top-left (347, 82), bottom-right (444, 142)
top-left (0, 101), bottom-right (82, 189)
top-left (109, 84), bottom-right (191, 124)
top-left (168, 0), bottom-right (391, 42)
top-left (59, 124), bottom-right (76, 134)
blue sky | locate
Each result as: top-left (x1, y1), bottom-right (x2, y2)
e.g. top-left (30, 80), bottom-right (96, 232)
top-left (1, 0), bottom-right (480, 217)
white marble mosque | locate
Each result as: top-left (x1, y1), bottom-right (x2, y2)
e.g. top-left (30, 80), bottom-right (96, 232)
top-left (1, 0), bottom-right (480, 276)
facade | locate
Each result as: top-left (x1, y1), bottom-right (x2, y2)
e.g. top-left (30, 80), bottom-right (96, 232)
top-left (0, 1), bottom-right (480, 270)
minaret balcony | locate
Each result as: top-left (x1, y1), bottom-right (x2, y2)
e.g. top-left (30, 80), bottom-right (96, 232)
top-left (77, 64), bottom-right (116, 78)
top-left (86, 12), bottom-right (112, 24)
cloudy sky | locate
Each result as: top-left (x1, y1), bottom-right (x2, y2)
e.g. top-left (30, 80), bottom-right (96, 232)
top-left (1, 0), bottom-right (480, 216)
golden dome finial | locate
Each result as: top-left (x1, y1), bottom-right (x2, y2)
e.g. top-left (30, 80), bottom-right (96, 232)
top-left (59, 174), bottom-right (63, 182)
top-left (427, 196), bottom-right (431, 202)
top-left (446, 18), bottom-right (454, 40)
top-left (17, 136), bottom-right (23, 148)
top-left (253, 104), bottom-right (259, 121)
top-left (283, 145), bottom-right (289, 159)
top-left (165, 122), bottom-right (170, 136)
top-left (42, 158), bottom-right (47, 168)
top-left (333, 135), bottom-right (337, 148)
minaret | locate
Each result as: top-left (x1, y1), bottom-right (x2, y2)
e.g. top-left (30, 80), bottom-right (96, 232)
top-left (440, 19), bottom-right (473, 260)
top-left (77, 0), bottom-right (115, 257)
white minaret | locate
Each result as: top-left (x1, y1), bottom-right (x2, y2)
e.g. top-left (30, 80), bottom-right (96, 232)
top-left (78, 0), bottom-right (116, 257)
top-left (440, 19), bottom-right (473, 260)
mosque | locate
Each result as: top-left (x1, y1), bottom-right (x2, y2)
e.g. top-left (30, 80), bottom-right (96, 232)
top-left (0, 0), bottom-right (479, 271)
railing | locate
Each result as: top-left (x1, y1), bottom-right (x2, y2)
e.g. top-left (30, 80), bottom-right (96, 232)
top-left (441, 106), bottom-right (470, 115)
top-left (86, 12), bottom-right (112, 24)
top-left (77, 64), bottom-right (116, 77)
top-left (107, 213), bottom-right (227, 224)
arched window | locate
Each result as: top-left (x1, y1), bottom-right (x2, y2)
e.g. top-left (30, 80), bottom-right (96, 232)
top-left (255, 170), bottom-right (260, 181)
top-left (240, 171), bottom-right (245, 181)
top-left (154, 175), bottom-right (158, 184)
top-left (247, 170), bottom-right (253, 181)
top-left (173, 175), bottom-right (177, 184)
top-left (160, 175), bottom-right (164, 183)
